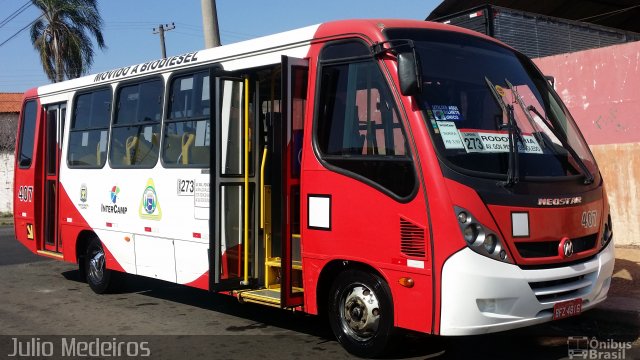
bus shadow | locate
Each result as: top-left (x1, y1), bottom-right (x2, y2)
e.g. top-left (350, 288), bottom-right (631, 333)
top-left (61, 266), bottom-right (639, 360)
top-left (61, 269), bottom-right (447, 358)
top-left (62, 269), bottom-right (334, 336)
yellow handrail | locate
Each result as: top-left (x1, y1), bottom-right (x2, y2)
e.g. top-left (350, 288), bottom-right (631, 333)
top-left (242, 77), bottom-right (250, 286)
top-left (260, 147), bottom-right (267, 229)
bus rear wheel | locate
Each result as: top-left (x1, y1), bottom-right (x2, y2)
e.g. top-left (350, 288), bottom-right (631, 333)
top-left (85, 237), bottom-right (119, 294)
top-left (328, 269), bottom-right (394, 357)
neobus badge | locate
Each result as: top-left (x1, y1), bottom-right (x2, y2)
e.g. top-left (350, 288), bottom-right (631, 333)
top-left (537, 197), bottom-right (582, 206)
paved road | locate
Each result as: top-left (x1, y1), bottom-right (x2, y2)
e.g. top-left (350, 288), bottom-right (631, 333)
top-left (0, 226), bottom-right (638, 359)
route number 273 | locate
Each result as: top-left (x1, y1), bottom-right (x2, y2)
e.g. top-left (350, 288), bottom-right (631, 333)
top-left (177, 179), bottom-right (194, 196)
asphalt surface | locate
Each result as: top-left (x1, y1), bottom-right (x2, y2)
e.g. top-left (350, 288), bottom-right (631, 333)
top-left (0, 225), bottom-right (638, 359)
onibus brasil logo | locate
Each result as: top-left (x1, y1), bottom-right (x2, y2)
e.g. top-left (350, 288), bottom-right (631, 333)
top-left (139, 178), bottom-right (162, 220)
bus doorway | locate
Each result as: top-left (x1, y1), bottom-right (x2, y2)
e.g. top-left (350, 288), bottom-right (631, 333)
top-left (210, 74), bottom-right (259, 291)
top-left (224, 57), bottom-right (308, 308)
top-left (277, 56), bottom-right (308, 308)
top-left (42, 103), bottom-right (66, 254)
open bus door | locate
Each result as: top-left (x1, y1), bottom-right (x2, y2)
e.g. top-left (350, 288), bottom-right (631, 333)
top-left (228, 57), bottom-right (309, 308)
top-left (278, 56), bottom-right (308, 307)
top-left (14, 99), bottom-right (39, 253)
top-left (42, 103), bottom-right (66, 255)
top-left (210, 72), bottom-right (259, 291)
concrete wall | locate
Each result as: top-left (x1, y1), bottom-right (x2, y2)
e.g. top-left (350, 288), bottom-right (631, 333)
top-left (534, 41), bottom-right (640, 246)
top-left (0, 152), bottom-right (14, 213)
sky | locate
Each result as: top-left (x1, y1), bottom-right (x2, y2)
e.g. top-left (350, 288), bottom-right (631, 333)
top-left (0, 0), bottom-right (441, 93)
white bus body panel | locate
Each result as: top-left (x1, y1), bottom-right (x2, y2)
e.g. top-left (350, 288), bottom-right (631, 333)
top-left (36, 25), bottom-right (320, 96)
top-left (45, 24), bottom-right (320, 286)
top-left (440, 242), bottom-right (615, 335)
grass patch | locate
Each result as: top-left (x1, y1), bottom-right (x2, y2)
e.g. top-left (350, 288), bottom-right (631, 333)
top-left (0, 211), bottom-right (13, 226)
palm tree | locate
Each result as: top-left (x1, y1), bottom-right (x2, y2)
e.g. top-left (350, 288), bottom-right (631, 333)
top-left (30, 0), bottom-right (106, 82)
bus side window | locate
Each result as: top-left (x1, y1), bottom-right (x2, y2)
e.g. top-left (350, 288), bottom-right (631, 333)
top-left (315, 41), bottom-right (416, 199)
top-left (162, 71), bottom-right (210, 167)
top-left (18, 100), bottom-right (38, 169)
top-left (67, 88), bottom-right (111, 168)
top-left (110, 78), bottom-right (163, 168)
top-left (18, 100), bottom-right (38, 168)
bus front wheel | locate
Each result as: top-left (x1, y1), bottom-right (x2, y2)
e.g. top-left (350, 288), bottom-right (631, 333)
top-left (328, 269), bottom-right (394, 357)
top-left (85, 237), bottom-right (118, 294)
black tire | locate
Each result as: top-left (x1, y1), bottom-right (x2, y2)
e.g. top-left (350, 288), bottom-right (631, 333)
top-left (84, 236), bottom-right (119, 294)
top-left (328, 269), bottom-right (394, 358)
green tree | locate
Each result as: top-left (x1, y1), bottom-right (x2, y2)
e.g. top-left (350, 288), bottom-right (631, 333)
top-left (30, 0), bottom-right (106, 82)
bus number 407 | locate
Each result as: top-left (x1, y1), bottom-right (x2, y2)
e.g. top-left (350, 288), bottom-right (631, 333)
top-left (17, 186), bottom-right (33, 202)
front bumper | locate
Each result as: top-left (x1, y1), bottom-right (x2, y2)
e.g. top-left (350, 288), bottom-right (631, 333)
top-left (439, 241), bottom-right (615, 335)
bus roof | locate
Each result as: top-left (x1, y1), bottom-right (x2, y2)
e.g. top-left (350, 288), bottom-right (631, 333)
top-left (32, 19), bottom-right (502, 97)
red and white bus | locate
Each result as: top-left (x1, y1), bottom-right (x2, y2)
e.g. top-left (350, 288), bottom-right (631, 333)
top-left (13, 19), bottom-right (614, 356)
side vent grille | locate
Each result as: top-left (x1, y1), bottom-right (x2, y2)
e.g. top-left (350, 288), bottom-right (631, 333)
top-left (400, 218), bottom-right (426, 258)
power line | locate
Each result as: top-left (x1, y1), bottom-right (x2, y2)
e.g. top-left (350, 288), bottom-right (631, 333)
top-left (0, 15), bottom-right (42, 48)
top-left (0, 1), bottom-right (32, 29)
top-left (578, 5), bottom-right (640, 22)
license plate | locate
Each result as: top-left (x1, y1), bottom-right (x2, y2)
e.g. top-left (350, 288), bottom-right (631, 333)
top-left (553, 298), bottom-right (583, 320)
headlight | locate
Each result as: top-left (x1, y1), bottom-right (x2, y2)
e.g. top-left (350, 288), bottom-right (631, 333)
top-left (457, 212), bottom-right (468, 224)
top-left (455, 206), bottom-right (512, 264)
top-left (484, 234), bottom-right (497, 254)
top-left (463, 224), bottom-right (480, 244)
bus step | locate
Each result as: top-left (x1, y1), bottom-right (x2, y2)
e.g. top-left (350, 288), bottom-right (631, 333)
top-left (265, 258), bottom-right (302, 270)
top-left (36, 250), bottom-right (64, 260)
top-left (238, 289), bottom-right (282, 308)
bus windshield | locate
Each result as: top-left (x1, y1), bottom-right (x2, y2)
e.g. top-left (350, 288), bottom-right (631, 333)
top-left (386, 29), bottom-right (597, 181)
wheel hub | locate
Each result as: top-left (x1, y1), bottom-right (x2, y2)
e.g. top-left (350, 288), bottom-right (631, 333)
top-left (88, 249), bottom-right (105, 283)
top-left (341, 285), bottom-right (380, 341)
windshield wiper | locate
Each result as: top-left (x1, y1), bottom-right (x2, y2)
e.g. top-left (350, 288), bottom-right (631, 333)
top-left (505, 79), bottom-right (547, 149)
top-left (527, 105), bottom-right (595, 185)
top-left (485, 77), bottom-right (521, 186)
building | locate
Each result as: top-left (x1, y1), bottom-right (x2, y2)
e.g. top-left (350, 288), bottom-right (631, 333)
top-left (427, 4), bottom-right (639, 58)
top-left (427, 1), bottom-right (640, 246)
top-left (0, 93), bottom-right (22, 213)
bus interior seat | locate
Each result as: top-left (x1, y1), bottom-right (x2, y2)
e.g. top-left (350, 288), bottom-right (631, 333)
top-left (181, 133), bottom-right (195, 164)
top-left (123, 132), bottom-right (159, 165)
top-left (124, 135), bottom-right (138, 165)
top-left (74, 135), bottom-right (101, 166)
top-left (179, 132), bottom-right (209, 165)
top-left (164, 133), bottom-right (182, 164)
top-left (96, 141), bottom-right (102, 166)
top-left (190, 145), bottom-right (210, 165)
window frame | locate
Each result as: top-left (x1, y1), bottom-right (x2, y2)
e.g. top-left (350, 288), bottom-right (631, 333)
top-left (162, 65), bottom-right (214, 169)
top-left (109, 75), bottom-right (165, 169)
top-left (312, 39), bottom-right (418, 202)
top-left (67, 86), bottom-right (113, 169)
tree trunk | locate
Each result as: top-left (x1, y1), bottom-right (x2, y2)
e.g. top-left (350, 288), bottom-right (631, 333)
top-left (53, 32), bottom-right (63, 82)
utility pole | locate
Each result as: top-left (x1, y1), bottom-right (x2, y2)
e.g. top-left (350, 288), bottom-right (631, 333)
top-left (201, 0), bottom-right (221, 48)
top-left (152, 23), bottom-right (175, 58)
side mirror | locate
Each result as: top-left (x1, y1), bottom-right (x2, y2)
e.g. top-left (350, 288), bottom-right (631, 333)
top-left (398, 51), bottom-right (422, 96)
top-left (545, 75), bottom-right (555, 88)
